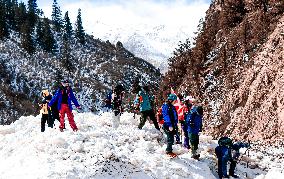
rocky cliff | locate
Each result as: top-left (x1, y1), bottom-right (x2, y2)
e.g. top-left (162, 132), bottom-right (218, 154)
top-left (163, 0), bottom-right (284, 145)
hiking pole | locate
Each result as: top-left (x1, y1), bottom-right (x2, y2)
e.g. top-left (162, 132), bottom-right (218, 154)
top-left (180, 122), bottom-right (183, 145)
top-left (247, 139), bottom-right (251, 168)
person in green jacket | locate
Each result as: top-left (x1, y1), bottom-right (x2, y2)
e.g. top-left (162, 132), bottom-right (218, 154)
top-left (134, 85), bottom-right (160, 130)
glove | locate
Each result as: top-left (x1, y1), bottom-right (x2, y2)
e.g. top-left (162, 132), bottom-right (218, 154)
top-left (169, 126), bottom-right (173, 131)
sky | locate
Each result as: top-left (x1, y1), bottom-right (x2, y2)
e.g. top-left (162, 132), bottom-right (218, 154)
top-left (1, 111), bottom-right (283, 178)
top-left (20, 0), bottom-right (211, 35)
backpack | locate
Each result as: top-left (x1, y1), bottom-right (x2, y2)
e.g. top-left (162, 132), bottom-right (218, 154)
top-left (196, 105), bottom-right (203, 116)
top-left (218, 137), bottom-right (233, 147)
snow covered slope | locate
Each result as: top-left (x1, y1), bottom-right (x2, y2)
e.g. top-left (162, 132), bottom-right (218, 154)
top-left (1, 112), bottom-right (283, 178)
top-left (0, 32), bottom-right (161, 124)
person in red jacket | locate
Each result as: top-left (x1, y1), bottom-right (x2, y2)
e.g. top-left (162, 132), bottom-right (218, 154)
top-left (48, 79), bottom-right (81, 132)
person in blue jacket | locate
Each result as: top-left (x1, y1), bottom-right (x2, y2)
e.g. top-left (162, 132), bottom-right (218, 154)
top-left (134, 85), bottom-right (159, 130)
top-left (48, 79), bottom-right (81, 132)
top-left (104, 90), bottom-right (113, 111)
top-left (186, 100), bottom-right (203, 159)
top-left (215, 137), bottom-right (250, 178)
top-left (162, 93), bottom-right (178, 157)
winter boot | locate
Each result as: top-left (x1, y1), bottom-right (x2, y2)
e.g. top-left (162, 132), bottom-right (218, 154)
top-left (166, 152), bottom-right (177, 158)
top-left (112, 113), bottom-right (120, 128)
top-left (191, 154), bottom-right (200, 160)
top-left (230, 174), bottom-right (239, 178)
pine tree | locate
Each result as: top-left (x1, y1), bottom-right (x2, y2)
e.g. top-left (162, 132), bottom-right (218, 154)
top-left (63, 11), bottom-right (72, 40)
top-left (42, 17), bottom-right (55, 52)
top-left (27, 0), bottom-right (38, 28)
top-left (35, 18), bottom-right (44, 47)
top-left (5, 0), bottom-right (17, 30)
top-left (21, 20), bottom-right (35, 53)
top-left (75, 8), bottom-right (85, 44)
top-left (14, 2), bottom-right (27, 32)
top-left (53, 69), bottom-right (63, 90)
top-left (0, 0), bottom-right (9, 39)
top-left (167, 39), bottom-right (193, 88)
top-left (51, 0), bottom-right (62, 32)
top-left (61, 38), bottom-right (74, 73)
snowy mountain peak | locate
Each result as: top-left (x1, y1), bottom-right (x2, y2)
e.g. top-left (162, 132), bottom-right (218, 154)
top-left (92, 21), bottom-right (196, 73)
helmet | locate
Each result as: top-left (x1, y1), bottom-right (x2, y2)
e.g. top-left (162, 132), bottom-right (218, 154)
top-left (167, 94), bottom-right (177, 101)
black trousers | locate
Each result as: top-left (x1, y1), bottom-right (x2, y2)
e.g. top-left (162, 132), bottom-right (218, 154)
top-left (217, 158), bottom-right (237, 178)
top-left (138, 109), bottom-right (160, 130)
top-left (41, 113), bottom-right (54, 132)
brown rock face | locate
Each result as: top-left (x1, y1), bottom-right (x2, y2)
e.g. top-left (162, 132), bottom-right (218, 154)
top-left (203, 11), bottom-right (284, 146)
top-left (218, 16), bottom-right (284, 145)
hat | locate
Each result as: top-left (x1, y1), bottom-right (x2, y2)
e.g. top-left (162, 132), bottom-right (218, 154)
top-left (185, 96), bottom-right (195, 102)
top-left (42, 89), bottom-right (49, 97)
top-left (167, 94), bottom-right (177, 101)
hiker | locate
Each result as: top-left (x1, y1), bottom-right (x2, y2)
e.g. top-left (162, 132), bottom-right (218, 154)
top-left (215, 137), bottom-right (250, 179)
top-left (104, 89), bottom-right (113, 111)
top-left (186, 98), bottom-right (203, 159)
top-left (173, 93), bottom-right (186, 144)
top-left (156, 107), bottom-right (164, 128)
top-left (134, 85), bottom-right (160, 130)
top-left (162, 93), bottom-right (178, 157)
top-left (48, 79), bottom-right (81, 132)
top-left (50, 90), bottom-right (60, 123)
top-left (181, 96), bottom-right (194, 149)
top-left (111, 84), bottom-right (125, 128)
top-left (39, 89), bottom-right (54, 132)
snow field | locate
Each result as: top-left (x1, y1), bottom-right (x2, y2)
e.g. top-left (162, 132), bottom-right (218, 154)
top-left (0, 112), bottom-right (283, 179)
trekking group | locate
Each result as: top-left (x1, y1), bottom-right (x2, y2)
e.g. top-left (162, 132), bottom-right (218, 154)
top-left (39, 79), bottom-right (249, 179)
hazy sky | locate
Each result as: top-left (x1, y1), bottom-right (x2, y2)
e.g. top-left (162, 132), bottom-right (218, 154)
top-left (20, 0), bottom-right (210, 35)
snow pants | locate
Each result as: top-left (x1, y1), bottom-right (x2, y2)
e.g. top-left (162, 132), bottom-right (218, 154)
top-left (217, 156), bottom-right (236, 178)
top-left (164, 128), bottom-right (175, 153)
top-left (138, 109), bottom-right (160, 130)
top-left (189, 133), bottom-right (199, 156)
top-left (59, 104), bottom-right (78, 130)
top-left (181, 121), bottom-right (189, 148)
top-left (41, 113), bottom-right (53, 132)
top-left (112, 110), bottom-right (121, 128)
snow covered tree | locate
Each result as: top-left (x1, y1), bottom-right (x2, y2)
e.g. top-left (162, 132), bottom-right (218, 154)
top-left (75, 8), bottom-right (85, 44)
top-left (51, 0), bottom-right (63, 32)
